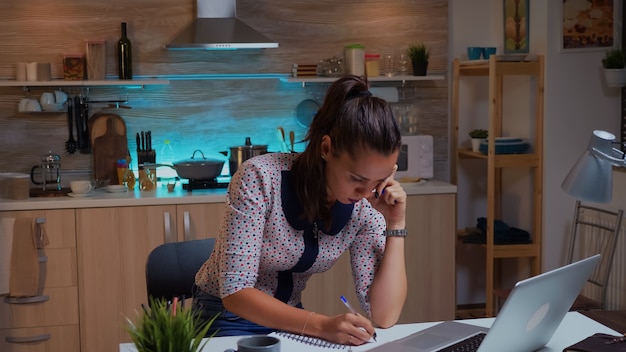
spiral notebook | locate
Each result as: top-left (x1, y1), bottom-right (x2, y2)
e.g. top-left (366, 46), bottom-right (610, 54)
top-left (269, 331), bottom-right (349, 350)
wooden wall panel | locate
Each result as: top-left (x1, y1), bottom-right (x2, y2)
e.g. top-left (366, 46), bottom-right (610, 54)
top-left (0, 0), bottom-right (449, 181)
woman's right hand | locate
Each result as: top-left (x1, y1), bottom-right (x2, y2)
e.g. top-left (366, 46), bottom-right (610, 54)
top-left (317, 313), bottom-right (376, 345)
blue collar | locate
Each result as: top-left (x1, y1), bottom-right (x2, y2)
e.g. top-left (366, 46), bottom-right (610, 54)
top-left (281, 170), bottom-right (353, 235)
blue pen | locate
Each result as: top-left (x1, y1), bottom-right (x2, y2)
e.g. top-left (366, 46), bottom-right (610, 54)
top-left (340, 295), bottom-right (377, 342)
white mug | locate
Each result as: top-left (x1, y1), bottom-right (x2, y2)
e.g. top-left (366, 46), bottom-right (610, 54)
top-left (54, 90), bottom-right (68, 104)
top-left (70, 180), bottom-right (92, 194)
top-left (40, 92), bottom-right (55, 105)
top-left (19, 99), bottom-right (41, 112)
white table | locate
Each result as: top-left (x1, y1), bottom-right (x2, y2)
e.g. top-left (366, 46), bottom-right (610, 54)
top-left (119, 312), bottom-right (620, 351)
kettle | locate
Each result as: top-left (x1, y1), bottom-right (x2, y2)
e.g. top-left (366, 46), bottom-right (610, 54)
top-left (30, 151), bottom-right (62, 191)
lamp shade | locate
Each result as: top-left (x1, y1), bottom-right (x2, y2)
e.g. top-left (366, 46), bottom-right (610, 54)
top-left (561, 149), bottom-right (613, 203)
top-left (561, 130), bottom-right (618, 203)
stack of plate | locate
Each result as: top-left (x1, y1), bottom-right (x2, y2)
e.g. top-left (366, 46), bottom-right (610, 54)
top-left (479, 137), bottom-right (530, 154)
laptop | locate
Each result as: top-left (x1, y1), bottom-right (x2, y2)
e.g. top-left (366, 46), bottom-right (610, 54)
top-left (368, 254), bottom-right (601, 352)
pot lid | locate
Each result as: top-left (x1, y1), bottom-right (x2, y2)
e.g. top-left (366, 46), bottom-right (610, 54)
top-left (175, 150), bottom-right (225, 165)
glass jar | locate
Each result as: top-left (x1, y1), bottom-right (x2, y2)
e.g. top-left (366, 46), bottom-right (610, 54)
top-left (365, 53), bottom-right (381, 77)
top-left (344, 44), bottom-right (365, 76)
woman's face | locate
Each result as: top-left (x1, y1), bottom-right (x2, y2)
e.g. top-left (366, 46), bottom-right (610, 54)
top-left (322, 136), bottom-right (398, 205)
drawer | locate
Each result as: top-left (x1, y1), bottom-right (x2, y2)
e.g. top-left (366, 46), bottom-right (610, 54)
top-left (0, 324), bottom-right (79, 352)
top-left (0, 286), bottom-right (78, 329)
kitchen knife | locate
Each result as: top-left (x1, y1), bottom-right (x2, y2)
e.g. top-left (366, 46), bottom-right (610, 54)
top-left (136, 132), bottom-right (141, 152)
top-left (141, 131), bottom-right (145, 152)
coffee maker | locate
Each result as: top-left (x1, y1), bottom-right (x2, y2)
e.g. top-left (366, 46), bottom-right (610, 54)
top-left (30, 151), bottom-right (62, 191)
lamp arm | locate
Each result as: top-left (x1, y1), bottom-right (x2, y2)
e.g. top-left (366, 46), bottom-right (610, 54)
top-left (591, 145), bottom-right (626, 167)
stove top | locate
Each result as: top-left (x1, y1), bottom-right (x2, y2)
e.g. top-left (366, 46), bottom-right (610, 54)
top-left (182, 177), bottom-right (230, 191)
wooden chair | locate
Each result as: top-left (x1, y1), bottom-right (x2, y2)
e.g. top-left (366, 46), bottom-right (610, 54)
top-left (495, 201), bottom-right (623, 313)
top-left (566, 201), bottom-right (623, 311)
top-left (145, 238), bottom-right (215, 304)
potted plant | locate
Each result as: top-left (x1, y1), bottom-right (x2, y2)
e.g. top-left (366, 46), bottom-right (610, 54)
top-left (602, 48), bottom-right (626, 88)
top-left (406, 43), bottom-right (431, 76)
top-left (469, 129), bottom-right (488, 152)
top-left (125, 297), bottom-right (216, 352)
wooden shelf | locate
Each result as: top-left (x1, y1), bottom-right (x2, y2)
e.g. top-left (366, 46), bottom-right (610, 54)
top-left (0, 78), bottom-right (169, 88)
top-left (452, 55), bottom-right (545, 317)
top-left (283, 74), bottom-right (446, 86)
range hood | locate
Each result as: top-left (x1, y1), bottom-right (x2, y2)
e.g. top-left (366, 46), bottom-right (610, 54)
top-left (166, 0), bottom-right (278, 50)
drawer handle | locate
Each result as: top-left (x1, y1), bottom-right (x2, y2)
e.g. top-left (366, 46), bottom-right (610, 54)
top-left (6, 334), bottom-right (51, 343)
top-left (164, 211), bottom-right (173, 243)
top-left (184, 211), bottom-right (191, 241)
top-left (4, 295), bottom-right (49, 304)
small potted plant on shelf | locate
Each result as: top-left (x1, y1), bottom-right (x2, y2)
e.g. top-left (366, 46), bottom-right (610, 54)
top-left (125, 297), bottom-right (216, 352)
top-left (602, 48), bottom-right (626, 88)
top-left (469, 129), bottom-right (488, 152)
top-left (407, 43), bottom-right (431, 76)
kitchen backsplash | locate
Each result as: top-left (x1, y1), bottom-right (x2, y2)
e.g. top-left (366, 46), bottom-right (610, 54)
top-left (0, 0), bottom-right (449, 185)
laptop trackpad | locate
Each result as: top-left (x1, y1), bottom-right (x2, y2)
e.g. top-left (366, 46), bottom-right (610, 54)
top-left (402, 333), bottom-right (449, 349)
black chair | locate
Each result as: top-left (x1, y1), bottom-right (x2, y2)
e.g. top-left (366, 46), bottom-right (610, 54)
top-left (145, 238), bottom-right (215, 304)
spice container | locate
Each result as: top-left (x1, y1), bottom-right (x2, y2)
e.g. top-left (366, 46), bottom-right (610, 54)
top-left (365, 53), bottom-right (381, 77)
top-left (86, 40), bottom-right (106, 80)
top-left (63, 54), bottom-right (85, 80)
top-left (344, 44), bottom-right (365, 76)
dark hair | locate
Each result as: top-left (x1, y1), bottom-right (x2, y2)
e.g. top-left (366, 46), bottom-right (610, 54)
top-left (291, 75), bottom-right (402, 225)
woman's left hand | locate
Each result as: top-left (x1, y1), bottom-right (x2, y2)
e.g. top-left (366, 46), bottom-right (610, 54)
top-left (368, 166), bottom-right (406, 228)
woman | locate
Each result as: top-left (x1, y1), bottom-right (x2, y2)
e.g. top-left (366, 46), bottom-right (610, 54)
top-left (193, 75), bottom-right (407, 346)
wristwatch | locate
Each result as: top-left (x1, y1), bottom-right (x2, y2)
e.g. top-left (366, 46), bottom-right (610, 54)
top-left (383, 229), bottom-right (407, 237)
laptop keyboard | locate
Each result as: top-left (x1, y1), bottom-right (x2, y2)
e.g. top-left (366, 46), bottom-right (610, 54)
top-left (436, 333), bottom-right (486, 352)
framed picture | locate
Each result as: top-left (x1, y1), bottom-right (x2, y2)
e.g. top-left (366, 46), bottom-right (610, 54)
top-left (503, 0), bottom-right (530, 54)
top-left (560, 0), bottom-right (621, 52)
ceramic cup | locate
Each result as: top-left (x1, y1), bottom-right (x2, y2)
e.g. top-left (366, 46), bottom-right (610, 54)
top-left (224, 336), bottom-right (280, 352)
top-left (40, 92), bottom-right (55, 105)
top-left (467, 47), bottom-right (483, 60)
top-left (483, 47), bottom-right (497, 59)
top-left (54, 90), bottom-right (68, 104)
top-left (19, 98), bottom-right (41, 112)
top-left (70, 180), bottom-right (92, 194)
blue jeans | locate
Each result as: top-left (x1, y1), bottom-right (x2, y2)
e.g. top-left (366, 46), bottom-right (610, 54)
top-left (192, 284), bottom-right (277, 337)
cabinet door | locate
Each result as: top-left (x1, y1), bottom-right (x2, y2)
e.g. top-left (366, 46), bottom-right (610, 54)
top-left (0, 209), bottom-right (79, 352)
top-left (76, 205), bottom-right (176, 352)
top-left (301, 194), bottom-right (456, 323)
top-left (176, 203), bottom-right (225, 241)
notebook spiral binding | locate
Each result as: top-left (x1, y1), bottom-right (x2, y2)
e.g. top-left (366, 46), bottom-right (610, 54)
top-left (275, 331), bottom-right (348, 349)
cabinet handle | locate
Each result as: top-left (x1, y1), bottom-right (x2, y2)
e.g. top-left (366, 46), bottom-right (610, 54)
top-left (183, 211), bottom-right (192, 241)
top-left (6, 334), bottom-right (51, 343)
top-left (163, 212), bottom-right (174, 243)
top-left (4, 295), bottom-right (49, 304)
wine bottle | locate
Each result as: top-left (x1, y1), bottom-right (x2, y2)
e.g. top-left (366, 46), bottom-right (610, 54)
top-left (118, 22), bottom-right (132, 79)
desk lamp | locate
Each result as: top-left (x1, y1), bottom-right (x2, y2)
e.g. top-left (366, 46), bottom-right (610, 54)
top-left (561, 130), bottom-right (625, 203)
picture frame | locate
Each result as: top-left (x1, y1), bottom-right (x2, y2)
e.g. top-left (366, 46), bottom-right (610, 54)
top-left (560, 0), bottom-right (621, 53)
top-left (503, 0), bottom-right (530, 54)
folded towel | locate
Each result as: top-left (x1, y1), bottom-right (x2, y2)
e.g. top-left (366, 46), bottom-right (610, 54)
top-left (9, 218), bottom-right (48, 297)
top-left (0, 217), bottom-right (15, 295)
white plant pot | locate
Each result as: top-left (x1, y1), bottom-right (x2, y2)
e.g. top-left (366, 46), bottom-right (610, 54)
top-left (471, 138), bottom-right (484, 152)
top-left (603, 68), bottom-right (626, 88)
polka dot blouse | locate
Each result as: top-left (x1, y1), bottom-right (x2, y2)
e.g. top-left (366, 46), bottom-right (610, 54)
top-left (194, 152), bottom-right (386, 315)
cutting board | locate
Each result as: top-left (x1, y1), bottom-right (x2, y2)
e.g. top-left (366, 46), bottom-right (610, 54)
top-left (89, 112), bottom-right (126, 147)
top-left (92, 116), bottom-right (128, 185)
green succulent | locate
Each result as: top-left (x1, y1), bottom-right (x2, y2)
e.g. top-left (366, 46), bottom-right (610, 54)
top-left (407, 43), bottom-right (431, 63)
top-left (602, 48), bottom-right (626, 69)
top-left (469, 129), bottom-right (488, 139)
top-left (125, 297), bottom-right (217, 352)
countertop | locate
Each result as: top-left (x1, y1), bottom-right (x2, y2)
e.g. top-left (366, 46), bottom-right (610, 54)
top-left (0, 180), bottom-right (456, 211)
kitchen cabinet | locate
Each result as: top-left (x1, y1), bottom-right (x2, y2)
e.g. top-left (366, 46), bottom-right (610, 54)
top-left (76, 205), bottom-right (176, 352)
top-left (301, 193), bottom-right (456, 323)
top-left (76, 202), bottom-right (223, 352)
top-left (0, 209), bottom-right (79, 352)
top-left (451, 55), bottom-right (544, 317)
top-left (175, 203), bottom-right (225, 241)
